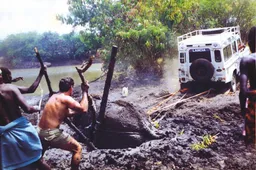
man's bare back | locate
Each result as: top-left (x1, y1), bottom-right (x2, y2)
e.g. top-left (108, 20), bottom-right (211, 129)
top-left (0, 66), bottom-right (45, 125)
top-left (38, 77), bottom-right (88, 130)
top-left (240, 54), bottom-right (256, 91)
top-left (39, 92), bottom-right (87, 129)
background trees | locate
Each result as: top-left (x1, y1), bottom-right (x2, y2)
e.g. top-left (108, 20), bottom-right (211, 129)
top-left (0, 32), bottom-right (39, 66)
top-left (195, 0), bottom-right (256, 40)
top-left (59, 0), bottom-right (256, 76)
top-left (59, 0), bottom-right (198, 76)
top-left (1, 0), bottom-right (256, 73)
top-left (0, 32), bottom-right (89, 68)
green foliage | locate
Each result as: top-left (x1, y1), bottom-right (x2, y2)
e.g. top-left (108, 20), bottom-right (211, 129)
top-left (116, 23), bottom-right (169, 75)
top-left (0, 32), bottom-right (39, 66)
top-left (179, 129), bottom-right (184, 135)
top-left (59, 0), bottom-right (195, 75)
top-left (193, 0), bottom-right (256, 40)
top-left (226, 0), bottom-right (256, 40)
top-left (213, 113), bottom-right (225, 122)
top-left (152, 121), bottom-right (160, 129)
top-left (191, 135), bottom-right (217, 151)
top-left (62, 32), bottom-right (88, 60)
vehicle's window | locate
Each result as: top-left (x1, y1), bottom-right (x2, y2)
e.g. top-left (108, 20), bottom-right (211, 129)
top-left (214, 50), bottom-right (221, 62)
top-left (189, 48), bottom-right (211, 63)
top-left (232, 41), bottom-right (237, 54)
top-left (223, 45), bottom-right (232, 61)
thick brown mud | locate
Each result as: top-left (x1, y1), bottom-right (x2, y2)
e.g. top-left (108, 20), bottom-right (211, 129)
top-left (25, 76), bottom-right (256, 170)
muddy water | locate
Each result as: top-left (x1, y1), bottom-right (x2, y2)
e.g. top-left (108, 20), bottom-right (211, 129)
top-left (11, 64), bottom-right (102, 96)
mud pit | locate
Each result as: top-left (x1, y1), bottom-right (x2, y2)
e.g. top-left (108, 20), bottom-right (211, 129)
top-left (25, 77), bottom-right (256, 170)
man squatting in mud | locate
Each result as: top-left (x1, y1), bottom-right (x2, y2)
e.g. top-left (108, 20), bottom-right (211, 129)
top-left (239, 26), bottom-right (256, 146)
top-left (0, 66), bottom-right (51, 169)
top-left (37, 77), bottom-right (89, 170)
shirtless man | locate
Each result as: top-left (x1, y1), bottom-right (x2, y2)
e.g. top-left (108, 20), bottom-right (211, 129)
top-left (38, 77), bottom-right (89, 170)
top-left (0, 68), bottom-right (49, 170)
top-left (239, 26), bottom-right (256, 145)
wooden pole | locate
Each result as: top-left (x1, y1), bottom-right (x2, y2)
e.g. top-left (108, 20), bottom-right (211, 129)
top-left (97, 46), bottom-right (118, 124)
top-left (34, 47), bottom-right (54, 96)
top-left (75, 56), bottom-right (97, 140)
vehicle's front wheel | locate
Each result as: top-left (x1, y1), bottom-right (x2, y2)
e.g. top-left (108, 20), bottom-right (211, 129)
top-left (230, 73), bottom-right (237, 92)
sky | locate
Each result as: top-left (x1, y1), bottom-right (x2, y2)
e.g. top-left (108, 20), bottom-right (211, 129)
top-left (0, 0), bottom-right (78, 39)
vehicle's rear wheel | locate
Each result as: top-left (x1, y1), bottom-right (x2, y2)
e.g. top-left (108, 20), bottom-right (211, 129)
top-left (230, 73), bottom-right (237, 92)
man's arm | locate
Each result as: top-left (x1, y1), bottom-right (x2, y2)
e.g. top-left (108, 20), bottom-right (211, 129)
top-left (66, 83), bottom-right (89, 116)
top-left (12, 85), bottom-right (39, 113)
top-left (239, 72), bottom-right (247, 117)
top-left (18, 66), bottom-right (46, 94)
top-left (65, 93), bottom-right (88, 116)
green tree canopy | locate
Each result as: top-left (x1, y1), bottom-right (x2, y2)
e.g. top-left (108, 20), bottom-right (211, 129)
top-left (59, 0), bottom-right (197, 75)
top-left (191, 0), bottom-right (256, 40)
top-left (0, 31), bottom-right (90, 68)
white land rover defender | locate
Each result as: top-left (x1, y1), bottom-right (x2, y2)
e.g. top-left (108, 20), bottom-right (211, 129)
top-left (177, 26), bottom-right (250, 91)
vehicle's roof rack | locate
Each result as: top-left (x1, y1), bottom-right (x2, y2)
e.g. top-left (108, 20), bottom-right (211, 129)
top-left (177, 26), bottom-right (240, 43)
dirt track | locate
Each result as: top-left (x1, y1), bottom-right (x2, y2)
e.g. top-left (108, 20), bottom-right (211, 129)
top-left (26, 77), bottom-right (256, 170)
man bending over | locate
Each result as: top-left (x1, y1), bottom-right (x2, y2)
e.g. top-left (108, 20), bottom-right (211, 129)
top-left (38, 77), bottom-right (89, 170)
